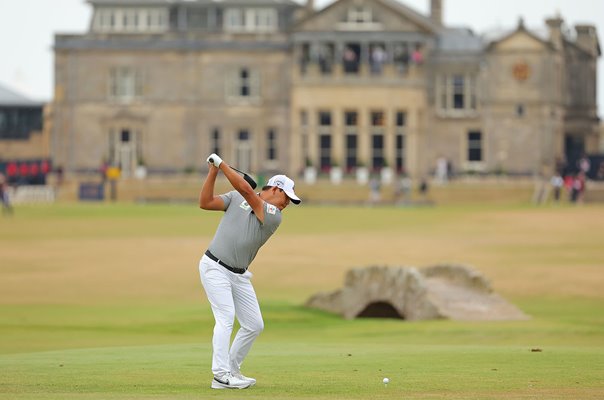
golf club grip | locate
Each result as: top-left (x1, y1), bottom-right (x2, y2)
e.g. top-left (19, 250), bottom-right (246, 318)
top-left (243, 174), bottom-right (258, 189)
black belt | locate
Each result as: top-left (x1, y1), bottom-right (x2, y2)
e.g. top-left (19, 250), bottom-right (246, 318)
top-left (205, 250), bottom-right (245, 274)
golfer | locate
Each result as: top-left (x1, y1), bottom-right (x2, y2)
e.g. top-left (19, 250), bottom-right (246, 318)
top-left (198, 153), bottom-right (301, 389)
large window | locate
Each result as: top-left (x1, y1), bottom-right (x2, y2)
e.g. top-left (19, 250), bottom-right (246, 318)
top-left (438, 73), bottom-right (478, 114)
top-left (267, 128), bottom-right (277, 161)
top-left (395, 134), bottom-right (405, 173)
top-left (467, 131), bottom-right (483, 162)
top-left (395, 111), bottom-right (406, 173)
top-left (300, 110), bottom-right (309, 166)
top-left (109, 67), bottom-right (144, 102)
top-left (319, 134), bottom-right (332, 171)
top-left (0, 107), bottom-right (42, 140)
top-left (345, 134), bottom-right (358, 171)
top-left (211, 128), bottom-right (221, 155)
top-left (371, 134), bottom-right (384, 171)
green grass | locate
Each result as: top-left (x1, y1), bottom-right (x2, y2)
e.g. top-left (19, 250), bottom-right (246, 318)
top-left (1, 202), bottom-right (604, 399)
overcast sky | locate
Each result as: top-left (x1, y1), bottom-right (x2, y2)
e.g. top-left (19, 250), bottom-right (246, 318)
top-left (0, 0), bottom-right (602, 116)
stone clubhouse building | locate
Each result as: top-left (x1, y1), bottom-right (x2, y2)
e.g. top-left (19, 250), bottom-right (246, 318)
top-left (52, 0), bottom-right (600, 179)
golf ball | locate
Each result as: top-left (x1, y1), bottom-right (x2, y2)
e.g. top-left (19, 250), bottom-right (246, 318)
top-left (383, 377), bottom-right (390, 384)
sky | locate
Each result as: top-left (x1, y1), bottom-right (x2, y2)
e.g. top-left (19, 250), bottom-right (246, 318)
top-left (0, 0), bottom-right (602, 117)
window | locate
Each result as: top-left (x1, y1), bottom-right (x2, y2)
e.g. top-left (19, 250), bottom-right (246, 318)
top-left (516, 104), bottom-right (525, 118)
top-left (348, 6), bottom-right (372, 23)
top-left (438, 74), bottom-right (478, 114)
top-left (240, 69), bottom-right (250, 97)
top-left (300, 110), bottom-right (309, 166)
top-left (0, 107), bottom-right (42, 140)
top-left (372, 134), bottom-right (384, 170)
top-left (211, 128), bottom-right (221, 155)
top-left (319, 134), bottom-right (332, 170)
top-left (239, 129), bottom-right (249, 141)
top-left (345, 134), bottom-right (358, 171)
top-left (395, 134), bottom-right (405, 172)
top-left (224, 8), bottom-right (277, 32)
top-left (344, 111), bottom-right (358, 126)
top-left (395, 111), bottom-right (406, 127)
top-left (453, 75), bottom-right (464, 109)
top-left (227, 67), bottom-right (260, 103)
top-left (225, 8), bottom-right (243, 30)
top-left (236, 129), bottom-right (252, 172)
top-left (188, 9), bottom-right (208, 29)
top-left (267, 129), bottom-right (277, 161)
top-left (109, 67), bottom-right (144, 102)
top-left (94, 8), bottom-right (167, 32)
top-left (371, 111), bottom-right (384, 127)
top-left (339, 5), bottom-right (381, 30)
top-left (467, 131), bottom-right (483, 162)
top-left (318, 111), bottom-right (331, 126)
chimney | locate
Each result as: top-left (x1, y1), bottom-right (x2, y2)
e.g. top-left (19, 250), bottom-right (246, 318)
top-left (575, 25), bottom-right (601, 57)
top-left (545, 16), bottom-right (564, 51)
top-left (430, 0), bottom-right (443, 26)
top-left (306, 0), bottom-right (315, 14)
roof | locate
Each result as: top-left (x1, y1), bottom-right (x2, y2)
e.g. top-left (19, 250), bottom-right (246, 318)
top-left (378, 0), bottom-right (441, 33)
top-left (0, 83), bottom-right (42, 107)
top-left (437, 27), bottom-right (484, 52)
top-left (295, 0), bottom-right (440, 34)
top-left (87, 0), bottom-right (300, 6)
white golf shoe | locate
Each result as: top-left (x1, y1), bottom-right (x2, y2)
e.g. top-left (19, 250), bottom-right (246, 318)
top-left (211, 372), bottom-right (252, 389)
top-left (232, 372), bottom-right (256, 386)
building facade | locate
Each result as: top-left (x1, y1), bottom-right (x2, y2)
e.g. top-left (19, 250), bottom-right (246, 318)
top-left (52, 0), bottom-right (600, 178)
top-left (0, 83), bottom-right (52, 184)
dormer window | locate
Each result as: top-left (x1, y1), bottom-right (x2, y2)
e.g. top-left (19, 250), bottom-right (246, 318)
top-left (338, 5), bottom-right (381, 31)
top-left (224, 8), bottom-right (278, 33)
top-left (347, 6), bottom-right (373, 24)
top-left (93, 7), bottom-right (168, 33)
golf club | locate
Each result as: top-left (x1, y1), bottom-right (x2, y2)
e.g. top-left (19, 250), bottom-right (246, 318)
top-left (208, 157), bottom-right (258, 189)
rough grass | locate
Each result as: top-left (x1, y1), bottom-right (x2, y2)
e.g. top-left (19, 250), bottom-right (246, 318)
top-left (1, 202), bottom-right (603, 399)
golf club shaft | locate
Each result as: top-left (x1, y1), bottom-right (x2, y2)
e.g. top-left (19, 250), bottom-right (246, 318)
top-left (208, 158), bottom-right (258, 189)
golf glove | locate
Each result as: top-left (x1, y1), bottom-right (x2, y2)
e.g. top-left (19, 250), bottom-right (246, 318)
top-left (206, 153), bottom-right (222, 168)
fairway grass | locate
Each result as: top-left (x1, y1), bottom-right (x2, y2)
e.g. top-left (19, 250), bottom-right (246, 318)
top-left (1, 203), bottom-right (603, 398)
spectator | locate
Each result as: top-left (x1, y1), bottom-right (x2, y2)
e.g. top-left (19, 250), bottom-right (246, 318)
top-left (412, 44), bottom-right (423, 64)
top-left (435, 156), bottom-right (448, 185)
top-left (570, 172), bottom-right (586, 203)
top-left (369, 176), bottom-right (381, 205)
top-left (419, 178), bottom-right (429, 198)
top-left (0, 173), bottom-right (13, 216)
top-left (577, 154), bottom-right (590, 176)
top-left (370, 45), bottom-right (386, 74)
top-left (550, 173), bottom-right (563, 203)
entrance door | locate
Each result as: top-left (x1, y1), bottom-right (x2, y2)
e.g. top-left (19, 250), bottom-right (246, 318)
top-left (565, 134), bottom-right (585, 172)
top-left (110, 128), bottom-right (139, 177)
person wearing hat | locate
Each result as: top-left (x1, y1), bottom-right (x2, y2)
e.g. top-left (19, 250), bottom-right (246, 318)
top-left (198, 153), bottom-right (300, 389)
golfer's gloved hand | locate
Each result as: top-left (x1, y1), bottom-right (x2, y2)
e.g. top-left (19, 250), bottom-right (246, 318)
top-left (206, 153), bottom-right (222, 168)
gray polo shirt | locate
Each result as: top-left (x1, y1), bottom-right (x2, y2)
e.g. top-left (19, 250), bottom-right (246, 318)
top-left (208, 190), bottom-right (282, 271)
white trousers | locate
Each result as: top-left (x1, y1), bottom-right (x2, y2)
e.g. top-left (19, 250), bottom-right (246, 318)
top-left (199, 255), bottom-right (264, 376)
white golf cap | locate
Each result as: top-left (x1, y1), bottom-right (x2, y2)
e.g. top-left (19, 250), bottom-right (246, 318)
top-left (267, 174), bottom-right (301, 204)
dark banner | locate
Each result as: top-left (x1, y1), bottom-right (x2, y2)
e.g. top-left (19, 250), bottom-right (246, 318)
top-left (0, 159), bottom-right (52, 185)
